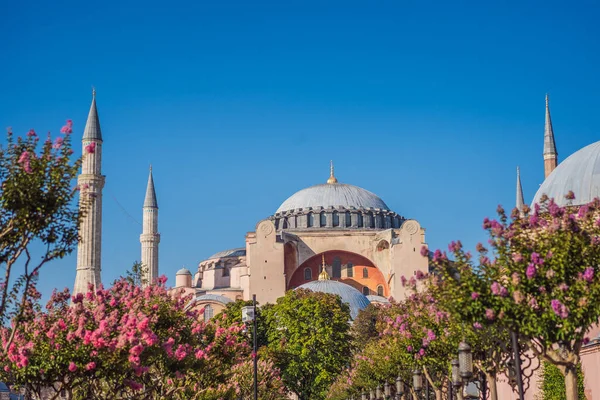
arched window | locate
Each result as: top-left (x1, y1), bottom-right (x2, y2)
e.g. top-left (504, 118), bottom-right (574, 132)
top-left (204, 305), bottom-right (214, 321)
top-left (332, 257), bottom-right (341, 278)
top-left (346, 212), bottom-right (352, 227)
top-left (346, 262), bottom-right (353, 277)
top-left (363, 267), bottom-right (369, 278)
top-left (282, 218), bottom-right (288, 229)
top-left (357, 213), bottom-right (363, 227)
top-left (333, 211), bottom-right (339, 227)
top-left (304, 267), bottom-right (312, 280)
top-left (307, 213), bottom-right (314, 227)
top-left (377, 285), bottom-right (384, 297)
top-left (320, 212), bottom-right (326, 227)
top-left (222, 265), bottom-right (230, 277)
top-left (362, 286), bottom-right (370, 296)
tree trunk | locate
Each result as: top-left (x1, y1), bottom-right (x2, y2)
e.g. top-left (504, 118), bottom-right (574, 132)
top-left (457, 389), bottom-right (464, 400)
top-left (434, 389), bottom-right (442, 400)
top-left (485, 371), bottom-right (498, 400)
top-left (564, 365), bottom-right (579, 400)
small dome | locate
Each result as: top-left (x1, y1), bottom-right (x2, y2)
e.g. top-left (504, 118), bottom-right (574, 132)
top-left (208, 248), bottom-right (246, 259)
top-left (366, 295), bottom-right (390, 304)
top-left (533, 141), bottom-right (600, 206)
top-left (176, 268), bottom-right (191, 275)
top-left (295, 280), bottom-right (370, 320)
top-left (277, 183), bottom-right (390, 214)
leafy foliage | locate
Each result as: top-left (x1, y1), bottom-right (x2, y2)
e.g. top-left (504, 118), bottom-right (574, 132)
top-left (0, 122), bottom-right (85, 339)
top-left (539, 361), bottom-right (585, 400)
top-left (263, 289), bottom-right (352, 400)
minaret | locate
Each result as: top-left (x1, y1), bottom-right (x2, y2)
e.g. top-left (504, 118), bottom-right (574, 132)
top-left (140, 166), bottom-right (160, 285)
top-left (516, 166), bottom-right (525, 215)
top-left (74, 89), bottom-right (105, 295)
top-left (543, 94), bottom-right (558, 178)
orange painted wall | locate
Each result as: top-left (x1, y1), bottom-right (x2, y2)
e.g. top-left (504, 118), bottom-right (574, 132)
top-left (287, 250), bottom-right (389, 297)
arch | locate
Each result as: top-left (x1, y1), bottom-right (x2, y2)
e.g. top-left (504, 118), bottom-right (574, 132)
top-left (346, 262), bottom-right (354, 278)
top-left (282, 218), bottom-right (288, 229)
top-left (345, 212), bottom-right (352, 227)
top-left (222, 265), bottom-right (230, 277)
top-left (362, 286), bottom-right (370, 296)
top-left (333, 211), bottom-right (339, 227)
top-left (204, 305), bottom-right (214, 321)
top-left (332, 257), bottom-right (342, 278)
top-left (377, 285), bottom-right (384, 297)
top-left (304, 267), bottom-right (312, 280)
top-left (284, 242), bottom-right (298, 284)
top-left (307, 212), bottom-right (314, 227)
top-left (377, 240), bottom-right (390, 251)
top-left (363, 267), bottom-right (369, 278)
top-left (357, 213), bottom-right (363, 227)
top-left (320, 212), bottom-right (326, 227)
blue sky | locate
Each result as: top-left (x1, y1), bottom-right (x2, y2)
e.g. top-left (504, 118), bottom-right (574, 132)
top-left (1, 0), bottom-right (599, 299)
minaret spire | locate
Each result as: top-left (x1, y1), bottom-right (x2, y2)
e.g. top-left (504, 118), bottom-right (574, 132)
top-left (516, 166), bottom-right (525, 216)
top-left (318, 254), bottom-right (330, 280)
top-left (543, 94), bottom-right (558, 178)
top-left (140, 166), bottom-right (160, 285)
top-left (74, 89), bottom-right (106, 295)
top-left (327, 160), bottom-right (338, 184)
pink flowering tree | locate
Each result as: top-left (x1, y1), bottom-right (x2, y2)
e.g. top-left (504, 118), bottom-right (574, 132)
top-left (430, 197), bottom-right (600, 400)
top-left (0, 122), bottom-right (88, 351)
top-left (228, 359), bottom-right (288, 400)
top-left (0, 277), bottom-right (251, 400)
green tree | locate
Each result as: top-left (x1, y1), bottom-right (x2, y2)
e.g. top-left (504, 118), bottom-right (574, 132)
top-left (263, 289), bottom-right (352, 400)
top-left (121, 261), bottom-right (149, 287)
top-left (430, 198), bottom-right (600, 400)
top-left (212, 299), bottom-right (271, 348)
top-left (0, 122), bottom-right (87, 352)
top-left (350, 303), bottom-right (383, 350)
top-left (539, 362), bottom-right (585, 400)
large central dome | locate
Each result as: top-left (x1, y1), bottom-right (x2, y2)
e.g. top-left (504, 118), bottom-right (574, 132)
top-left (276, 183), bottom-right (390, 213)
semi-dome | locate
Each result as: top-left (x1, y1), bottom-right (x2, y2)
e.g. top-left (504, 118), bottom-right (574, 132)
top-left (296, 279), bottom-right (370, 320)
top-left (533, 141), bottom-right (600, 207)
top-left (277, 183), bottom-right (390, 213)
top-left (176, 267), bottom-right (191, 275)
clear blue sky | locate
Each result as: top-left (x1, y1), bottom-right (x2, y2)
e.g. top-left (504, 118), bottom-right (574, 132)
top-left (1, 0), bottom-right (599, 299)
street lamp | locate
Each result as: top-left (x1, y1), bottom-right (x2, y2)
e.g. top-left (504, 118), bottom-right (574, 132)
top-left (458, 341), bottom-right (473, 381)
top-left (450, 358), bottom-right (462, 400)
top-left (241, 295), bottom-right (258, 400)
top-left (413, 369), bottom-right (423, 392)
top-left (376, 385), bottom-right (382, 399)
top-left (395, 375), bottom-right (404, 399)
top-left (384, 382), bottom-right (390, 399)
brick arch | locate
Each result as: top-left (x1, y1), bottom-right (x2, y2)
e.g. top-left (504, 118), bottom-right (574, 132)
top-left (287, 250), bottom-right (389, 297)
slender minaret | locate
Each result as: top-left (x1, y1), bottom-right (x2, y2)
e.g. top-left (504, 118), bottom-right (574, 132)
top-left (543, 94), bottom-right (558, 178)
top-left (140, 166), bottom-right (160, 285)
top-left (516, 166), bottom-right (525, 215)
top-left (74, 89), bottom-right (105, 295)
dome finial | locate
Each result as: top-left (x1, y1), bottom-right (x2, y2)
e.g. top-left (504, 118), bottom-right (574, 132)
top-left (327, 160), bottom-right (338, 184)
top-left (318, 254), bottom-right (330, 280)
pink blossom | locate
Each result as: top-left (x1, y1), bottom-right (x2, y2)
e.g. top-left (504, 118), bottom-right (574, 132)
top-left (551, 299), bottom-right (569, 319)
top-left (53, 137), bottom-right (64, 149)
top-left (485, 309), bottom-right (495, 320)
top-left (473, 322), bottom-right (483, 330)
top-left (512, 253), bottom-right (524, 263)
top-left (86, 362), bottom-right (96, 371)
top-left (420, 246), bottom-right (429, 257)
top-left (27, 129), bottom-right (36, 137)
top-left (471, 292), bottom-right (479, 300)
top-left (60, 120), bottom-right (73, 134)
top-left (583, 267), bottom-right (594, 282)
top-left (68, 362), bottom-right (77, 372)
top-left (526, 263), bottom-right (537, 279)
top-left (448, 240), bottom-right (462, 252)
top-left (85, 142), bottom-right (96, 154)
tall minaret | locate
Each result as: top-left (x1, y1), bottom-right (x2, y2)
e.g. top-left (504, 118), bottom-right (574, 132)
top-left (74, 89), bottom-right (105, 295)
top-left (516, 166), bottom-right (525, 215)
top-left (140, 166), bottom-right (160, 285)
top-left (543, 94), bottom-right (558, 178)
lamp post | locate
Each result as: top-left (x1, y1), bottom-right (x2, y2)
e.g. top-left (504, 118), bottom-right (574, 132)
top-left (458, 341), bottom-right (473, 381)
top-left (510, 330), bottom-right (525, 400)
top-left (384, 382), bottom-right (390, 399)
top-left (395, 375), bottom-right (404, 400)
top-left (451, 359), bottom-right (462, 400)
top-left (241, 295), bottom-right (258, 400)
top-left (413, 369), bottom-right (423, 394)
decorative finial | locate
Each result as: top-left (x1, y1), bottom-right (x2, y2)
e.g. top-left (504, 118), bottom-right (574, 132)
top-left (92, 86), bottom-right (96, 98)
top-left (545, 93), bottom-right (549, 107)
top-left (327, 160), bottom-right (338, 184)
top-left (149, 163), bottom-right (152, 172)
top-left (318, 254), bottom-right (330, 280)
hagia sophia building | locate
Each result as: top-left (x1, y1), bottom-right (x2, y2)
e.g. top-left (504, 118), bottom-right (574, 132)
top-left (72, 90), bottom-right (600, 397)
